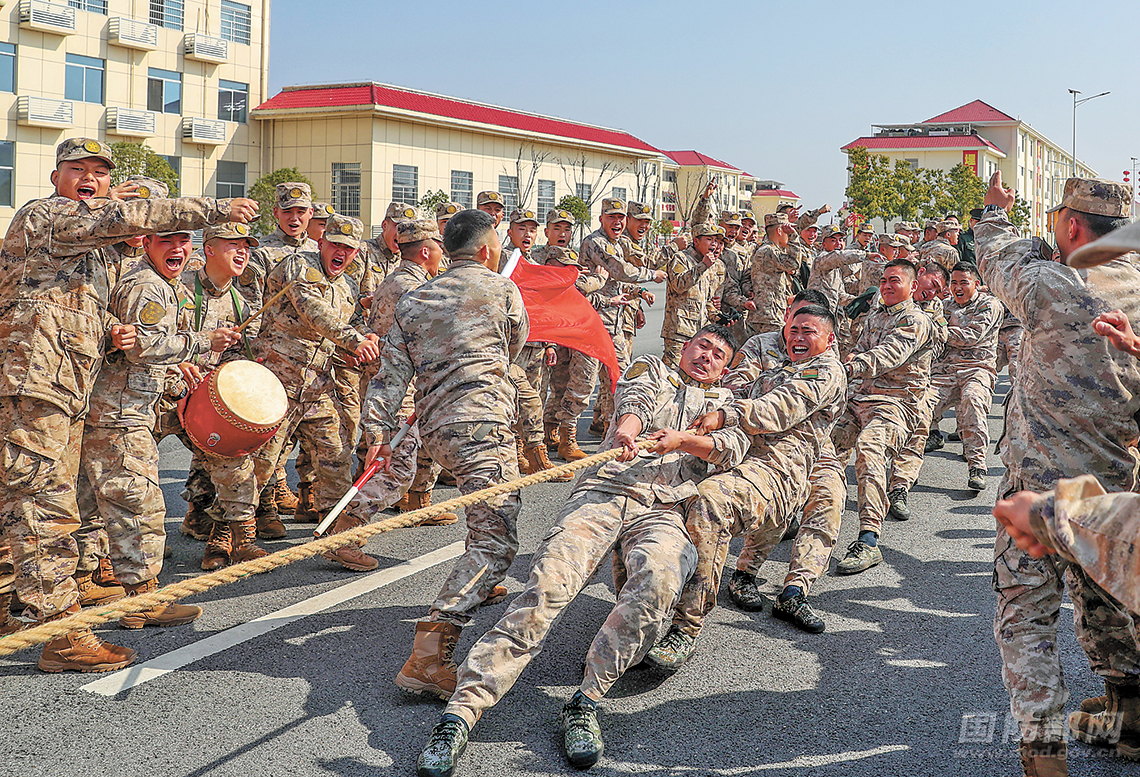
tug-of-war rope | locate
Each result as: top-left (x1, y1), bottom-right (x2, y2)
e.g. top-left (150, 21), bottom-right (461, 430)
top-left (0, 438), bottom-right (654, 658)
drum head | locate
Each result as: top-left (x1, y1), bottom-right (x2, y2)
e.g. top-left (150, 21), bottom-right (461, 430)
top-left (215, 360), bottom-right (288, 426)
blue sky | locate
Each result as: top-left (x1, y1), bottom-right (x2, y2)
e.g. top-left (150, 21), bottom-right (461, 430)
top-left (267, 0), bottom-right (1139, 209)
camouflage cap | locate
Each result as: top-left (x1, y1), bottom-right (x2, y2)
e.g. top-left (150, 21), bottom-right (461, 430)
top-left (1048, 177), bottom-right (1132, 218)
top-left (739, 209), bottom-right (756, 223)
top-left (275, 182), bottom-right (312, 210)
top-left (56, 137), bottom-right (115, 169)
top-left (693, 222), bottom-right (726, 237)
top-left (878, 233), bottom-right (903, 247)
top-left (819, 224), bottom-right (846, 241)
top-left (601, 197), bottom-right (627, 216)
top-left (857, 222), bottom-right (875, 234)
top-left (509, 207), bottom-right (539, 225)
top-left (764, 213), bottom-right (790, 228)
top-left (385, 202), bottom-right (419, 222)
top-left (776, 203), bottom-right (797, 213)
top-left (126, 175), bottom-right (168, 199)
top-left (627, 201), bottom-right (653, 221)
top-left (325, 213), bottom-right (363, 249)
top-left (204, 221), bottom-right (259, 246)
top-left (924, 219), bottom-right (940, 231)
top-left (546, 207), bottom-right (575, 226)
top-left (893, 222), bottom-right (909, 234)
top-left (435, 201), bottom-right (461, 220)
top-left (897, 236), bottom-right (914, 251)
top-left (311, 202), bottom-right (335, 220)
top-left (476, 190), bottom-right (505, 207)
top-left (937, 220), bottom-right (961, 234)
top-left (396, 218), bottom-right (443, 245)
top-left (542, 246), bottom-right (582, 267)
top-left (719, 210), bottom-right (742, 226)
top-left (1067, 219), bottom-right (1140, 269)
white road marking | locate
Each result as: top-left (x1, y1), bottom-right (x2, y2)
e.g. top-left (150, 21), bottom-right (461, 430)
top-left (81, 541), bottom-right (465, 696)
top-left (885, 659), bottom-right (949, 668)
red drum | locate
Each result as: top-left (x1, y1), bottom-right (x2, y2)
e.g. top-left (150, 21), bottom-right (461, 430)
top-left (182, 360), bottom-right (288, 457)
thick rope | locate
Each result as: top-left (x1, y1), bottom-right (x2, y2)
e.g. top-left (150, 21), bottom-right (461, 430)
top-left (0, 438), bottom-right (655, 657)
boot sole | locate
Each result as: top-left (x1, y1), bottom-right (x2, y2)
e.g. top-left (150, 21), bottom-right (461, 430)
top-left (257, 529), bottom-right (288, 540)
top-left (415, 515), bottom-right (459, 527)
top-left (727, 592), bottom-right (767, 612)
top-left (320, 551), bottom-right (378, 572)
top-left (119, 612), bottom-right (201, 629)
top-left (38, 653), bottom-right (137, 673)
top-left (180, 525), bottom-right (209, 542)
top-left (565, 745), bottom-right (603, 769)
top-left (835, 557), bottom-right (882, 575)
top-left (394, 672), bottom-right (454, 701)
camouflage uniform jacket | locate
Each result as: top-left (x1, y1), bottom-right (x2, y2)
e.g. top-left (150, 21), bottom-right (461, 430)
top-left (0, 194), bottom-right (232, 416)
top-left (809, 248), bottom-right (866, 310)
top-left (795, 207), bottom-right (829, 231)
top-left (87, 262), bottom-right (209, 429)
top-left (747, 241), bottom-right (805, 331)
top-left (917, 296), bottom-right (948, 359)
top-left (718, 244), bottom-right (751, 315)
top-left (976, 210), bottom-right (1140, 492)
top-left (243, 227), bottom-right (315, 291)
top-left (177, 266), bottom-right (261, 372)
top-left (660, 247), bottom-right (725, 342)
top-left (361, 258), bottom-right (529, 444)
top-left (367, 259), bottom-right (431, 337)
top-left (111, 241), bottom-right (147, 279)
top-left (360, 237), bottom-right (402, 290)
top-left (578, 355), bottom-right (749, 506)
top-left (846, 298), bottom-right (935, 406)
top-left (934, 292), bottom-right (1003, 373)
top-left (620, 234), bottom-right (673, 272)
top-left (919, 237), bottom-right (959, 273)
top-left (253, 251), bottom-right (366, 401)
top-left (579, 229), bottom-right (656, 331)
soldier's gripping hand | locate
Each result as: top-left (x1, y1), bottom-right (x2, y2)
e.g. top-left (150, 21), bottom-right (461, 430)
top-left (178, 361), bottom-right (203, 391)
top-left (353, 335), bottom-right (380, 364)
top-left (612, 414), bottom-right (644, 462)
top-left (993, 491), bottom-right (1053, 558)
top-left (649, 428), bottom-right (688, 455)
top-left (688, 409), bottom-right (725, 435)
top-left (209, 327), bottom-right (241, 352)
top-left (983, 171), bottom-right (1016, 211)
top-left (365, 443), bottom-right (393, 472)
top-left (652, 269), bottom-right (666, 283)
top-left (109, 180), bottom-right (142, 201)
top-left (110, 324), bottom-right (137, 351)
top-left (1093, 310), bottom-right (1140, 359)
top-left (228, 198), bottom-right (260, 224)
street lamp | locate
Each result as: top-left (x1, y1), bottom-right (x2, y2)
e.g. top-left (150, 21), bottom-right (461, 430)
top-left (1068, 88), bottom-right (1110, 177)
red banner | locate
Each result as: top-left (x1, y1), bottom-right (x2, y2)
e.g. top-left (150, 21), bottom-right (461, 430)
top-left (962, 150), bottom-right (979, 174)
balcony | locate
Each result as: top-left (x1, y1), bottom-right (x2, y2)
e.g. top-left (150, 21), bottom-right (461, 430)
top-left (18, 0), bottom-right (76, 34)
top-left (108, 17), bottom-right (159, 50)
top-left (183, 33), bottom-right (229, 64)
top-left (182, 117), bottom-right (227, 145)
top-left (106, 107), bottom-right (156, 137)
top-left (17, 95), bottom-right (74, 128)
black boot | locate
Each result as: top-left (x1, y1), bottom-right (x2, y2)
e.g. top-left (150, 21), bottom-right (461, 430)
top-left (727, 570), bottom-right (768, 612)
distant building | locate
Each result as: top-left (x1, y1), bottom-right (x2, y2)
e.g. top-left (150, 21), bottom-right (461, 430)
top-left (841, 100), bottom-right (1096, 236)
top-left (749, 180), bottom-right (800, 219)
top-left (659, 150), bottom-right (756, 226)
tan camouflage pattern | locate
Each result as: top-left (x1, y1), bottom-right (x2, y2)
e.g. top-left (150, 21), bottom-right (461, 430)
top-left (747, 241), bottom-right (805, 334)
top-left (809, 248), bottom-right (866, 311)
top-left (919, 236), bottom-right (959, 273)
top-left (242, 227), bottom-right (317, 292)
top-left (275, 182), bottom-right (312, 210)
top-left (579, 228), bottom-right (656, 332)
top-left (660, 247), bottom-right (726, 365)
top-left (56, 137), bottom-right (114, 168)
top-left (889, 296), bottom-right (947, 491)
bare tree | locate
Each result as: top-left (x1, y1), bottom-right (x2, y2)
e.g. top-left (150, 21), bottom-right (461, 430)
top-left (632, 159), bottom-right (660, 205)
top-left (502, 143), bottom-right (551, 209)
top-left (557, 153), bottom-right (631, 213)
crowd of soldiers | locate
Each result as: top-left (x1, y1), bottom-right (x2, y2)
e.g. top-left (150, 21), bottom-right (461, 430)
top-left (1, 137), bottom-right (1138, 777)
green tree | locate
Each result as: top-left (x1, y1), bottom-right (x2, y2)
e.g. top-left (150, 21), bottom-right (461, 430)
top-left (650, 218), bottom-right (675, 238)
top-left (844, 146), bottom-right (896, 229)
top-left (249, 167), bottom-right (315, 236)
top-left (942, 163), bottom-right (986, 223)
top-left (109, 142), bottom-right (179, 196)
top-left (1008, 194), bottom-right (1032, 230)
top-left (419, 189), bottom-right (449, 216)
top-left (892, 160), bottom-right (932, 223)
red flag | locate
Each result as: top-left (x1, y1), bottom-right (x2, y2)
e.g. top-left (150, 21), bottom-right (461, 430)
top-left (510, 259), bottom-right (620, 391)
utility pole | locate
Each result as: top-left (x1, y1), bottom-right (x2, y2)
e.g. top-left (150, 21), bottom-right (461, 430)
top-left (1068, 88), bottom-right (1110, 177)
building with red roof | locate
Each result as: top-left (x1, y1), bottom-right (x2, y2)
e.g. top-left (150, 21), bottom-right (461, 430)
top-left (658, 150), bottom-right (759, 225)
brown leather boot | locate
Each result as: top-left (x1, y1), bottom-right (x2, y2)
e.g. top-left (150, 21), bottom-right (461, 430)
top-left (256, 502), bottom-right (287, 540)
top-left (482, 585), bottom-right (508, 606)
top-left (0, 592), bottom-right (25, 636)
top-left (516, 435), bottom-right (533, 475)
top-left (1081, 686), bottom-right (1109, 714)
top-left (320, 513), bottom-right (379, 572)
top-left (1019, 739), bottom-right (1067, 777)
top-left (1070, 681), bottom-right (1140, 759)
top-left (180, 501), bottom-right (211, 541)
top-left (543, 421), bottom-right (561, 449)
top-left (201, 520), bottom-right (232, 571)
top-left (557, 422), bottom-right (588, 462)
top-left (74, 571), bottom-right (126, 607)
top-left (273, 468), bottom-right (299, 514)
top-left (230, 520), bottom-right (270, 564)
top-left (394, 492), bottom-right (412, 512)
top-left (405, 490), bottom-right (458, 526)
top-left (93, 556), bottom-right (120, 587)
top-left (294, 482), bottom-right (319, 523)
top-left (118, 578), bottom-right (202, 629)
top-left (588, 415), bottom-right (607, 437)
top-left (394, 621), bottom-right (461, 700)
top-left (37, 605), bottom-right (137, 673)
top-left (524, 443), bottom-right (573, 481)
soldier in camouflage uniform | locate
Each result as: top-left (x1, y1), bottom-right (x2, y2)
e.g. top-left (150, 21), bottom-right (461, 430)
top-left (660, 223), bottom-right (727, 367)
top-left (418, 327), bottom-right (746, 775)
top-left (808, 224), bottom-right (868, 357)
top-left (745, 212), bottom-right (807, 337)
top-left (919, 220), bottom-right (961, 273)
top-left (647, 305), bottom-right (846, 668)
top-left (979, 173), bottom-right (1140, 776)
top-left (307, 201), bottom-right (335, 242)
top-left (360, 209), bottom-right (527, 701)
top-left (476, 190), bottom-right (507, 242)
top-left (0, 137), bottom-right (257, 671)
top-left (716, 211), bottom-right (752, 343)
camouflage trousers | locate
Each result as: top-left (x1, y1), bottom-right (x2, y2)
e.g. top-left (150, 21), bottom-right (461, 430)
top-left (253, 391), bottom-right (352, 516)
top-left (997, 325), bottom-right (1023, 384)
top-left (76, 426), bottom-right (164, 586)
top-left (422, 421), bottom-right (522, 626)
top-left (889, 383), bottom-right (939, 493)
top-left (509, 364), bottom-right (544, 448)
top-left (543, 345), bottom-right (600, 427)
top-left (444, 488), bottom-right (696, 728)
top-left (994, 474), bottom-right (1140, 742)
top-left (832, 398), bottom-right (912, 537)
top-left (674, 458), bottom-right (793, 637)
top-left (592, 329), bottom-right (630, 428)
top-left (346, 389), bottom-right (436, 521)
top-left (735, 440), bottom-right (846, 593)
top-left (931, 368), bottom-right (995, 471)
top-left (0, 396), bottom-right (84, 619)
top-left (354, 374), bottom-right (440, 492)
top-left (301, 363), bottom-right (362, 486)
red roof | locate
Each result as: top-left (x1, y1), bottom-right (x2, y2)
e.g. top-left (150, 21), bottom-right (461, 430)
top-left (753, 189), bottom-right (799, 199)
top-left (842, 135), bottom-right (1004, 153)
top-left (254, 83), bottom-right (660, 154)
top-left (663, 150), bottom-right (743, 172)
top-left (924, 100), bottom-right (1016, 124)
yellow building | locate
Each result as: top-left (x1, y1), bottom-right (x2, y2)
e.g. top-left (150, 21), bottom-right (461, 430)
top-left (841, 100), bottom-right (1096, 236)
top-left (251, 82), bottom-right (667, 235)
top-left (659, 150), bottom-right (756, 225)
top-left (0, 0), bottom-right (269, 223)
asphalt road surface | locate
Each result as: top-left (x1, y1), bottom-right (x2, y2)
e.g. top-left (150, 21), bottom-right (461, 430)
top-left (2, 295), bottom-right (1133, 777)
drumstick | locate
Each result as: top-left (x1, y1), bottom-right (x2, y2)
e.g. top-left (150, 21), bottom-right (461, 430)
top-left (313, 413), bottom-right (417, 538)
top-left (234, 281), bottom-right (296, 334)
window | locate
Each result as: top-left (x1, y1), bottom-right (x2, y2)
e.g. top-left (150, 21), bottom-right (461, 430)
top-left (611, 186), bottom-right (626, 201)
top-left (903, 158), bottom-right (918, 171)
top-left (663, 170), bottom-right (676, 183)
top-left (498, 175), bottom-right (519, 210)
top-left (216, 160), bottom-right (245, 198)
top-left (149, 0), bottom-right (183, 29)
top-left (332, 162), bottom-right (361, 218)
top-left (0, 44), bottom-right (13, 93)
top-left (0, 141), bottom-right (12, 207)
top-left (450, 170), bottom-right (472, 208)
top-left (220, 0), bottom-right (252, 44)
top-left (68, 0), bottom-right (107, 13)
top-left (393, 164), bottom-right (418, 203)
top-left (65, 54), bottom-right (104, 104)
top-left (576, 183), bottom-right (591, 202)
top-left (147, 68), bottom-right (181, 114)
top-left (537, 179), bottom-right (555, 221)
top-left (218, 80), bottom-right (248, 123)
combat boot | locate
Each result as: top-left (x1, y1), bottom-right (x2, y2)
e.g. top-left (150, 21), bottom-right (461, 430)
top-left (543, 421), bottom-right (561, 449)
top-left (74, 570), bottom-right (126, 607)
top-left (230, 520), bottom-right (270, 564)
top-left (118, 578), bottom-right (202, 629)
top-left (1069, 681), bottom-right (1140, 759)
top-left (255, 501), bottom-right (287, 540)
top-left (645, 624), bottom-right (697, 670)
top-left (93, 556), bottom-right (120, 587)
top-left (924, 430), bottom-right (944, 452)
top-left (773, 590), bottom-right (826, 634)
top-left (395, 620), bottom-right (461, 700)
top-left (395, 492), bottom-right (412, 512)
top-left (836, 540), bottom-right (883, 575)
top-left (727, 570), bottom-right (768, 612)
top-left (557, 422), bottom-right (588, 462)
top-left (888, 488), bottom-right (911, 520)
top-left (180, 501), bottom-right (211, 541)
top-left (560, 691), bottom-right (604, 768)
top-left (1019, 739), bottom-right (1067, 777)
top-left (417, 714), bottom-right (469, 777)
top-left (201, 520), bottom-right (232, 571)
top-left (482, 585), bottom-right (508, 606)
top-left (320, 513), bottom-right (380, 572)
top-left (0, 592), bottom-right (25, 636)
top-left (436, 469), bottom-right (457, 486)
top-left (588, 414), bottom-right (607, 437)
top-left (524, 443), bottom-right (573, 482)
top-left (967, 467), bottom-right (987, 491)
top-left (37, 605), bottom-right (137, 673)
top-left (294, 482), bottom-right (319, 523)
top-left (272, 467), bottom-right (299, 514)
top-left (516, 435), bottom-right (533, 475)
top-left (405, 490), bottom-right (458, 526)
top-left (1080, 684), bottom-right (1110, 714)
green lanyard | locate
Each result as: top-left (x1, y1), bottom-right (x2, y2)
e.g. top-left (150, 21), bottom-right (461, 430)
top-left (194, 274), bottom-right (255, 360)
